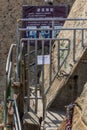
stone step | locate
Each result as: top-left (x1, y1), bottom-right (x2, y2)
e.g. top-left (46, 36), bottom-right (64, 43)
top-left (44, 110), bottom-right (65, 130)
top-left (23, 112), bottom-right (40, 130)
top-left (23, 110), bottom-right (65, 130)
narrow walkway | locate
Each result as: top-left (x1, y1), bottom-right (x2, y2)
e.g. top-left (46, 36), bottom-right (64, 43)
top-left (31, 87), bottom-right (66, 130)
top-left (28, 87), bottom-right (66, 130)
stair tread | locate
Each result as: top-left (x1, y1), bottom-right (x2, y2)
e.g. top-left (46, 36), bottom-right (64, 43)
top-left (23, 112), bottom-right (39, 125)
top-left (45, 110), bottom-right (65, 129)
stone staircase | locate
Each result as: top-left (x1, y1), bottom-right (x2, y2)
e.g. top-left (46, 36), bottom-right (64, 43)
top-left (44, 110), bottom-right (65, 130)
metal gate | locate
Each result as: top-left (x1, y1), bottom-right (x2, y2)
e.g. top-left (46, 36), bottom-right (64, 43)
top-left (4, 17), bottom-right (87, 130)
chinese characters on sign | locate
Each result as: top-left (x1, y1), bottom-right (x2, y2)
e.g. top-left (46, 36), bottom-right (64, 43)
top-left (22, 5), bottom-right (68, 40)
top-left (37, 7), bottom-right (53, 13)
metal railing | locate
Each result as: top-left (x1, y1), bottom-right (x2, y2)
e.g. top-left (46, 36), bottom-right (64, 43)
top-left (18, 38), bottom-right (70, 120)
top-left (14, 100), bottom-right (22, 130)
top-left (15, 18), bottom-right (87, 121)
top-left (5, 44), bottom-right (16, 127)
top-left (6, 44), bottom-right (16, 84)
top-left (16, 17), bottom-right (87, 66)
top-left (4, 17), bottom-right (87, 129)
top-left (4, 43), bottom-right (23, 130)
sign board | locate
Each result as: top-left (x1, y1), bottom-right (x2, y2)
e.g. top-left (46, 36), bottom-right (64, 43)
top-left (37, 55), bottom-right (50, 65)
top-left (22, 5), bottom-right (68, 39)
top-left (23, 5), bottom-right (68, 20)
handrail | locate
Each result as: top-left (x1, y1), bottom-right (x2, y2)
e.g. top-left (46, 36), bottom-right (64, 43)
top-left (4, 43), bottom-right (23, 130)
top-left (18, 27), bottom-right (87, 31)
top-left (20, 38), bottom-right (71, 42)
top-left (17, 17), bottom-right (87, 22)
top-left (6, 44), bottom-right (16, 75)
top-left (14, 100), bottom-right (22, 130)
top-left (4, 44), bottom-right (16, 127)
top-left (14, 114), bottom-right (19, 130)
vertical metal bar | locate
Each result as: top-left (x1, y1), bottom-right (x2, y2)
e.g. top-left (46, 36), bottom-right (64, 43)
top-left (68, 40), bottom-right (70, 55)
top-left (16, 23), bottom-right (19, 81)
top-left (52, 20), bottom-right (54, 38)
top-left (14, 114), bottom-right (18, 130)
top-left (73, 30), bottom-right (76, 62)
top-left (49, 39), bottom-right (52, 86)
top-left (42, 40), bottom-right (46, 120)
top-left (35, 40), bottom-right (38, 113)
top-left (23, 43), bottom-right (27, 104)
top-left (18, 42), bottom-right (23, 81)
top-left (82, 29), bottom-right (84, 48)
top-left (27, 40), bottom-right (30, 111)
top-left (14, 100), bottom-right (22, 130)
top-left (58, 40), bottom-right (60, 72)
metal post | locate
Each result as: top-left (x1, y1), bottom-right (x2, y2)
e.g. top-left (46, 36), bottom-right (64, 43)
top-left (82, 29), bottom-right (84, 48)
top-left (73, 30), bottom-right (76, 62)
top-left (14, 100), bottom-right (22, 130)
top-left (14, 114), bottom-right (18, 130)
top-left (16, 22), bottom-right (19, 81)
top-left (58, 40), bottom-right (60, 71)
top-left (41, 40), bottom-right (46, 120)
top-left (35, 40), bottom-right (38, 113)
top-left (52, 20), bottom-right (54, 38)
top-left (49, 39), bottom-right (52, 86)
top-left (27, 40), bottom-right (30, 111)
top-left (41, 40), bottom-right (46, 130)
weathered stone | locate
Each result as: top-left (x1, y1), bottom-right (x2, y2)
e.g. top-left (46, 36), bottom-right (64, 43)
top-left (57, 82), bottom-right (87, 130)
top-left (44, 0), bottom-right (87, 108)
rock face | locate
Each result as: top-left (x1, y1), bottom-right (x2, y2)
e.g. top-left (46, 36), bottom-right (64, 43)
top-left (58, 82), bottom-right (87, 130)
top-left (77, 83), bottom-right (87, 127)
top-left (50, 53), bottom-right (87, 109)
top-left (0, 0), bottom-right (74, 101)
top-left (44, 0), bottom-right (87, 129)
top-left (44, 0), bottom-right (87, 108)
top-left (0, 0), bottom-right (23, 101)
